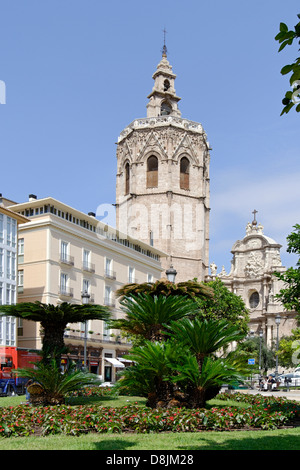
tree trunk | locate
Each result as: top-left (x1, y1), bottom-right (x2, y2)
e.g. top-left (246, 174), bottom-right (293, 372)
top-left (41, 322), bottom-right (66, 365)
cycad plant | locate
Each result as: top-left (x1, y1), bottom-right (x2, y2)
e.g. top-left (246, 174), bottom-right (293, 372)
top-left (115, 279), bottom-right (214, 300)
top-left (110, 293), bottom-right (200, 342)
top-left (16, 360), bottom-right (101, 405)
top-left (0, 301), bottom-right (110, 366)
top-left (166, 317), bottom-right (245, 371)
top-left (117, 315), bottom-right (248, 408)
top-left (170, 354), bottom-right (245, 408)
top-left (116, 340), bottom-right (184, 407)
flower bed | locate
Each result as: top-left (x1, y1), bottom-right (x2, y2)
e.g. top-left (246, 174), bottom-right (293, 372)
top-left (0, 393), bottom-right (299, 438)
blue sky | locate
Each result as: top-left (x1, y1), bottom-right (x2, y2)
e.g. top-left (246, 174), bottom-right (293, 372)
top-left (0, 1), bottom-right (299, 273)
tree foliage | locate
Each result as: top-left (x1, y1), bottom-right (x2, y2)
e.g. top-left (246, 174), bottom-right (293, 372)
top-left (275, 14), bottom-right (300, 115)
top-left (195, 278), bottom-right (249, 335)
top-left (274, 224), bottom-right (300, 319)
top-left (277, 328), bottom-right (300, 368)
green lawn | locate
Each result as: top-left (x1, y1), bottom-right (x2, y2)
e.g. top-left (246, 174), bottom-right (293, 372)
top-left (0, 393), bottom-right (299, 450)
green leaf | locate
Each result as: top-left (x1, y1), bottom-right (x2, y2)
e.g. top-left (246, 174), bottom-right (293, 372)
top-left (278, 40), bottom-right (290, 52)
top-left (280, 102), bottom-right (294, 115)
top-left (289, 70), bottom-right (300, 85)
top-left (281, 64), bottom-right (294, 75)
top-left (280, 22), bottom-right (288, 33)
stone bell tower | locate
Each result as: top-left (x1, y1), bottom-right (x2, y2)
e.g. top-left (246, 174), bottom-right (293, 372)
top-left (115, 45), bottom-right (211, 282)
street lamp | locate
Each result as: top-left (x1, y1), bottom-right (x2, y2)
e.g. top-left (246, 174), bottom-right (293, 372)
top-left (275, 314), bottom-right (281, 379)
top-left (166, 265), bottom-right (177, 283)
top-left (81, 290), bottom-right (90, 369)
top-left (259, 329), bottom-right (263, 375)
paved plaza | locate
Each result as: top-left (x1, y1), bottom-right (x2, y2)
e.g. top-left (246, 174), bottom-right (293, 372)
top-left (234, 388), bottom-right (300, 402)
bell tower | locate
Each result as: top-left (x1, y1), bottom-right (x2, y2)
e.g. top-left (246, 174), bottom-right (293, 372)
top-left (115, 45), bottom-right (211, 282)
top-left (146, 44), bottom-right (181, 119)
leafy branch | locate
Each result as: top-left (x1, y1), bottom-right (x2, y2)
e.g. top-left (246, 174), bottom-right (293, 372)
top-left (275, 14), bottom-right (300, 115)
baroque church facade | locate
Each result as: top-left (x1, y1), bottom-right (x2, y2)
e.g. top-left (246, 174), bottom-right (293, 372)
top-left (115, 47), bottom-right (297, 346)
top-left (210, 215), bottom-right (298, 346)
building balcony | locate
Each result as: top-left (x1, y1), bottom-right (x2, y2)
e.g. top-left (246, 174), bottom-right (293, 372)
top-left (104, 269), bottom-right (116, 280)
top-left (60, 254), bottom-right (75, 266)
top-left (64, 330), bottom-right (128, 345)
top-left (82, 262), bottom-right (95, 273)
top-left (104, 297), bottom-right (116, 308)
top-left (59, 286), bottom-right (74, 298)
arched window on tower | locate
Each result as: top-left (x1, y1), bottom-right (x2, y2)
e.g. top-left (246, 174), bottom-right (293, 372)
top-left (147, 155), bottom-right (158, 188)
top-left (164, 79), bottom-right (170, 91)
top-left (180, 157), bottom-right (190, 190)
top-left (160, 100), bottom-right (172, 116)
top-left (125, 162), bottom-right (130, 195)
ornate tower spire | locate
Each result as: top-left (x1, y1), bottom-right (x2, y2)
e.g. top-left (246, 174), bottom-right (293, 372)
top-left (146, 33), bottom-right (181, 118)
top-left (162, 27), bottom-right (168, 57)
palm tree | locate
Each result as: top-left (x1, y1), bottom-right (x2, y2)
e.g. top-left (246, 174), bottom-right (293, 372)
top-left (115, 278), bottom-right (214, 301)
top-left (110, 293), bottom-right (200, 342)
top-left (0, 301), bottom-right (111, 365)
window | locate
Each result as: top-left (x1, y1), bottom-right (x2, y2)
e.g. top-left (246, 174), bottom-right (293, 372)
top-left (60, 241), bottom-right (73, 265)
top-left (82, 278), bottom-right (90, 295)
top-left (83, 249), bottom-right (90, 270)
top-left (161, 100), bottom-right (172, 115)
top-left (104, 258), bottom-right (116, 279)
top-left (0, 214), bottom-right (3, 243)
top-left (164, 79), bottom-right (170, 91)
top-left (105, 258), bottom-right (112, 275)
top-left (147, 156), bottom-right (158, 188)
top-left (17, 318), bottom-right (23, 336)
top-left (61, 241), bottom-right (69, 263)
top-left (0, 314), bottom-right (16, 346)
top-left (60, 273), bottom-right (68, 295)
top-left (103, 322), bottom-right (111, 338)
top-left (6, 284), bottom-right (16, 305)
top-left (5, 217), bottom-right (16, 248)
top-left (104, 285), bottom-right (113, 306)
top-left (147, 273), bottom-right (153, 283)
top-left (125, 162), bottom-right (130, 195)
top-left (249, 291), bottom-right (260, 309)
top-left (180, 157), bottom-right (190, 190)
top-left (18, 238), bottom-right (24, 263)
top-left (6, 251), bottom-right (16, 281)
top-left (0, 248), bottom-right (3, 277)
top-left (129, 266), bottom-right (135, 283)
top-left (18, 270), bottom-right (24, 293)
top-left (0, 281), bottom-right (3, 305)
top-left (149, 231), bottom-right (154, 247)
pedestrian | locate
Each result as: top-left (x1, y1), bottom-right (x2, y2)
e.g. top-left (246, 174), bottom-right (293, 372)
top-left (267, 375), bottom-right (275, 391)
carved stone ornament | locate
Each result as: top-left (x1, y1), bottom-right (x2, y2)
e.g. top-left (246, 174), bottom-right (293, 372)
top-left (244, 252), bottom-right (264, 278)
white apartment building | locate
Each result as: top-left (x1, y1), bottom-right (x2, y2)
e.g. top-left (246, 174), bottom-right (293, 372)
top-left (8, 195), bottom-right (166, 381)
top-left (0, 196), bottom-right (28, 347)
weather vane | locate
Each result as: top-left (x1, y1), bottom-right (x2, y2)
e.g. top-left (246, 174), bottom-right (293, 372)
top-left (162, 27), bottom-right (167, 56)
